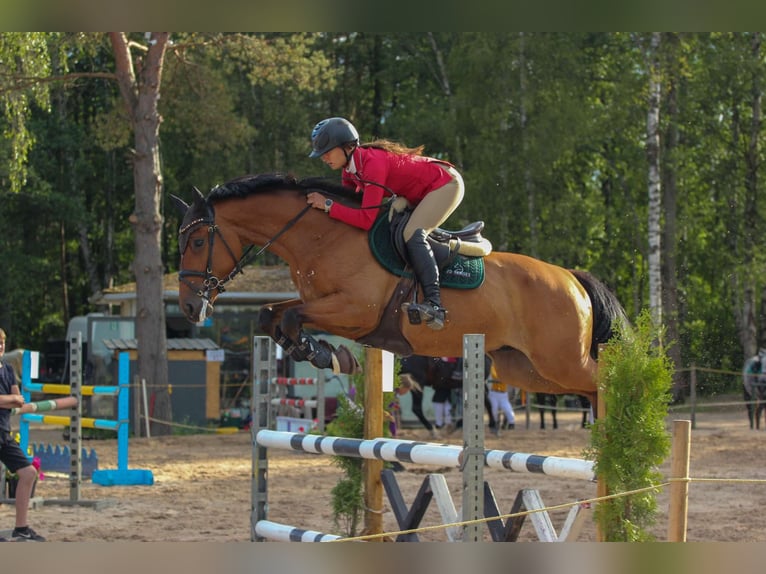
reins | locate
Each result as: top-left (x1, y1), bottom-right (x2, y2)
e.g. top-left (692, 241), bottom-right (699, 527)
top-left (178, 200), bottom-right (312, 311)
top-left (177, 180), bottom-right (392, 314)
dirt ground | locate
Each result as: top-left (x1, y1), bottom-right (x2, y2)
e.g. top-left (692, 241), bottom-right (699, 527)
top-left (2, 404), bottom-right (765, 543)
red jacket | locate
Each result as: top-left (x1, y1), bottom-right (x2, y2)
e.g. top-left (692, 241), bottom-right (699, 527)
top-left (329, 146), bottom-right (453, 230)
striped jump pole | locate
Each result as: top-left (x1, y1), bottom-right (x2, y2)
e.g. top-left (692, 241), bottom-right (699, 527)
top-left (11, 396), bottom-right (78, 415)
top-left (271, 377), bottom-right (319, 386)
top-left (254, 520), bottom-right (344, 542)
top-left (269, 398), bottom-right (318, 408)
top-left (20, 413), bottom-right (119, 431)
top-left (255, 429), bottom-right (595, 482)
top-left (269, 374), bottom-right (325, 433)
top-left (21, 382), bottom-right (120, 397)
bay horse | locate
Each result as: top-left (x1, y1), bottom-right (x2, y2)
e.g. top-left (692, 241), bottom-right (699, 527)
top-left (171, 173), bottom-right (627, 412)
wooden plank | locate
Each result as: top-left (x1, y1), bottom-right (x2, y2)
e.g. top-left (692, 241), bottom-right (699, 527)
top-left (558, 502), bottom-right (590, 542)
top-left (429, 473), bottom-right (462, 542)
top-left (504, 489), bottom-right (527, 542)
top-left (380, 469), bottom-right (432, 542)
top-left (482, 481), bottom-right (506, 541)
top-left (521, 489), bottom-right (558, 542)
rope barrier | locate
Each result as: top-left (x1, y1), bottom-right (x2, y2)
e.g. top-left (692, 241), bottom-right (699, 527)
top-left (328, 474), bottom-right (766, 542)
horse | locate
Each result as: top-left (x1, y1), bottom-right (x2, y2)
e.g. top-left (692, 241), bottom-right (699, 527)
top-left (171, 173), bottom-right (627, 413)
top-left (743, 351), bottom-right (766, 430)
top-left (535, 393), bottom-right (559, 429)
top-left (534, 393), bottom-right (592, 429)
top-left (398, 354), bottom-right (496, 435)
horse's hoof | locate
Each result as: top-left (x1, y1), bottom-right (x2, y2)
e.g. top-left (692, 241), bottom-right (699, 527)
top-left (334, 345), bottom-right (361, 375)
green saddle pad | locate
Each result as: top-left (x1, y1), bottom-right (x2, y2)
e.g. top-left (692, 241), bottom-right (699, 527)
top-left (368, 212), bottom-right (484, 290)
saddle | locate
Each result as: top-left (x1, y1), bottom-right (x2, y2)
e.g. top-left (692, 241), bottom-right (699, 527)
top-left (358, 206), bottom-right (492, 355)
top-left (369, 205), bottom-right (492, 290)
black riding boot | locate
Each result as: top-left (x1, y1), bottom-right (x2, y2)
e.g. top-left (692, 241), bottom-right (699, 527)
top-left (402, 229), bottom-right (446, 330)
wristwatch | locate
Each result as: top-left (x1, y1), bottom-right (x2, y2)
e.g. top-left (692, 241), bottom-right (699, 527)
top-left (324, 199), bottom-right (333, 212)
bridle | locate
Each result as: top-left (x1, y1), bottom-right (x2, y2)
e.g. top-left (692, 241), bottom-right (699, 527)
top-left (177, 198), bottom-right (311, 316)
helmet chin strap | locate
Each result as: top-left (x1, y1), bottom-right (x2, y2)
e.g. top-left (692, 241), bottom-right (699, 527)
top-left (342, 144), bottom-right (356, 168)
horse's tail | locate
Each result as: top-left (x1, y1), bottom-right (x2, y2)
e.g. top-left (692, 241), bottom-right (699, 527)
top-left (569, 269), bottom-right (628, 360)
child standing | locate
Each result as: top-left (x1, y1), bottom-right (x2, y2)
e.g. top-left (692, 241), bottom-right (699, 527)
top-left (0, 328), bottom-right (46, 542)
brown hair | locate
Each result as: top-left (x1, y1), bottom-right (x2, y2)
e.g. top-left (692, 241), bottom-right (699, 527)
top-left (0, 328), bottom-right (5, 340)
top-left (360, 139), bottom-right (425, 156)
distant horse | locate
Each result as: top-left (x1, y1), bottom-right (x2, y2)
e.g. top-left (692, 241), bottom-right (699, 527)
top-left (743, 351), bottom-right (766, 430)
top-left (398, 354), bottom-right (495, 434)
top-left (171, 173), bottom-right (627, 412)
top-left (534, 393), bottom-right (592, 429)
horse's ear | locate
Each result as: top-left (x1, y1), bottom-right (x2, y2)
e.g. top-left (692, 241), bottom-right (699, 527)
top-left (192, 186), bottom-right (206, 206)
top-left (169, 194), bottom-right (189, 217)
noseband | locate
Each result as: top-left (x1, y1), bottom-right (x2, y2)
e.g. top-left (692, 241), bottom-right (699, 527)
top-left (177, 198), bottom-right (313, 314)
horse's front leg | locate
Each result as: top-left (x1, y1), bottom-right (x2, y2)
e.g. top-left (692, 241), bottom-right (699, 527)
top-left (257, 299), bottom-right (312, 361)
top-left (279, 307), bottom-right (361, 375)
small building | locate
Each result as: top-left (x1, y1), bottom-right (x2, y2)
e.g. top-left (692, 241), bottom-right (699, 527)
top-left (103, 337), bottom-right (222, 429)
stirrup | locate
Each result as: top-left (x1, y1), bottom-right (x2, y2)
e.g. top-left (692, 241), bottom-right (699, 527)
top-left (401, 302), bottom-right (446, 330)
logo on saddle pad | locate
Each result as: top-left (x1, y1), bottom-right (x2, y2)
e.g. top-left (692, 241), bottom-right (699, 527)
top-left (368, 209), bottom-right (488, 290)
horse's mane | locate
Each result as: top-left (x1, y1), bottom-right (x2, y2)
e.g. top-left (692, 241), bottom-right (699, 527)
top-left (207, 173), bottom-right (362, 206)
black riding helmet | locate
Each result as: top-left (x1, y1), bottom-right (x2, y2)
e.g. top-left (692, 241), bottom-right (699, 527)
top-left (309, 117), bottom-right (359, 158)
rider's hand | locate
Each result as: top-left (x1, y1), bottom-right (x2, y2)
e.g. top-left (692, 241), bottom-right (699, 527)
top-left (306, 192), bottom-right (326, 210)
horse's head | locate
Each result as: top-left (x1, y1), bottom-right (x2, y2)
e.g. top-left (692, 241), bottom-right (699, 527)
top-left (170, 187), bottom-right (244, 323)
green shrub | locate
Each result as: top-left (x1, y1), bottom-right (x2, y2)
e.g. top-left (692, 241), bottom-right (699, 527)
top-left (585, 310), bottom-right (673, 541)
top-left (323, 351), bottom-right (399, 536)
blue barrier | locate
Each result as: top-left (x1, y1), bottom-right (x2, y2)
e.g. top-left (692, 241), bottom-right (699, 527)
top-left (19, 350), bottom-right (153, 487)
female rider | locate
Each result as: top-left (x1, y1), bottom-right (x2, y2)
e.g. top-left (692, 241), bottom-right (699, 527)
top-left (306, 117), bottom-right (464, 330)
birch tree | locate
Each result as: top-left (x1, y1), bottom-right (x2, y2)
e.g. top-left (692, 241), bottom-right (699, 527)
top-left (645, 33), bottom-right (663, 328)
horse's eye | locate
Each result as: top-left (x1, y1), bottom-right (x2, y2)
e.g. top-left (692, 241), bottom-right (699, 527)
top-left (192, 238), bottom-right (205, 249)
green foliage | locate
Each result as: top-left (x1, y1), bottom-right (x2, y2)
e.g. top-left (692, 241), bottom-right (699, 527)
top-left (0, 32), bottom-right (55, 193)
top-left (321, 351), bottom-right (399, 536)
top-left (1, 31), bottom-right (766, 397)
top-left (585, 310), bottom-right (673, 541)
top-left (325, 392), bottom-right (365, 536)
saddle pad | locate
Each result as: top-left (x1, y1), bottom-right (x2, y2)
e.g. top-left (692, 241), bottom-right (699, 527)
top-left (368, 212), bottom-right (484, 290)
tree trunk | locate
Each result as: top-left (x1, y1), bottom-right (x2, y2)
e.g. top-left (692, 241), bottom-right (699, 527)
top-left (110, 32), bottom-right (171, 436)
top-left (737, 32), bottom-right (762, 360)
top-left (661, 33), bottom-right (684, 402)
top-left (646, 32), bottom-right (663, 328)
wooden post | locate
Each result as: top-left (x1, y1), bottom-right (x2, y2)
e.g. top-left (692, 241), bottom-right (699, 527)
top-left (363, 347), bottom-right (384, 539)
top-left (667, 419), bottom-right (691, 542)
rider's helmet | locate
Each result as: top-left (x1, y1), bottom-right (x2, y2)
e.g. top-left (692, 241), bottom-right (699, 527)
top-left (309, 117), bottom-right (359, 158)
